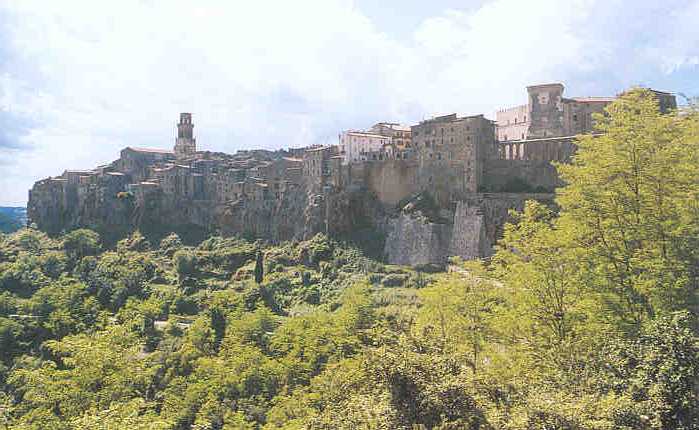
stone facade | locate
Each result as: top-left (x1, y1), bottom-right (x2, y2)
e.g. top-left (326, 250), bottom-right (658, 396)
top-left (338, 131), bottom-right (391, 165)
top-left (496, 83), bottom-right (614, 141)
top-left (496, 84), bottom-right (676, 143)
top-left (369, 122), bottom-right (412, 152)
top-left (412, 113), bottom-right (496, 194)
top-left (174, 113), bottom-right (196, 159)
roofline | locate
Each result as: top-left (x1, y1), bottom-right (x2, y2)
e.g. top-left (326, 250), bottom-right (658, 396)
top-left (527, 83), bottom-right (565, 91)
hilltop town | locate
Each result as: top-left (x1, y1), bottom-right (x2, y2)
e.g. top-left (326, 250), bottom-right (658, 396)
top-left (27, 83), bottom-right (676, 265)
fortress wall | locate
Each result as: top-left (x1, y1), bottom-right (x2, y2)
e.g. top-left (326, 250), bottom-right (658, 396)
top-left (483, 159), bottom-right (560, 192)
top-left (350, 159), bottom-right (467, 208)
top-left (449, 201), bottom-right (489, 260)
top-left (462, 193), bottom-right (555, 246)
top-left (385, 192), bottom-right (555, 266)
top-left (362, 159), bottom-right (419, 207)
top-left (384, 212), bottom-right (452, 266)
top-left (416, 160), bottom-right (466, 207)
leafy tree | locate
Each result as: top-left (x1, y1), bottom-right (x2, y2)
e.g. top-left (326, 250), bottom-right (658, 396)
top-left (600, 311), bottom-right (699, 429)
top-left (8, 325), bottom-right (158, 427)
top-left (556, 88), bottom-right (699, 329)
top-left (415, 272), bottom-right (501, 373)
top-left (174, 250), bottom-right (198, 281)
top-left (62, 229), bottom-right (101, 263)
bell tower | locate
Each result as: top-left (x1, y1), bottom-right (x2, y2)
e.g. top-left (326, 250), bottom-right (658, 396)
top-left (174, 113), bottom-right (196, 158)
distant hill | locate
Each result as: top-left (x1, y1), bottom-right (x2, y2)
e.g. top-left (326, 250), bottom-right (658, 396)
top-left (0, 207), bottom-right (27, 233)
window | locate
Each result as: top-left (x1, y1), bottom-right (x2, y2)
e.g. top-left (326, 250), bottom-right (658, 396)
top-left (573, 114), bottom-right (578, 122)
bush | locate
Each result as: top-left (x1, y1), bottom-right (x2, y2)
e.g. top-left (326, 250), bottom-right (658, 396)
top-left (62, 229), bottom-right (101, 261)
top-left (173, 250), bottom-right (198, 279)
top-left (381, 273), bottom-right (408, 287)
top-left (159, 233), bottom-right (183, 257)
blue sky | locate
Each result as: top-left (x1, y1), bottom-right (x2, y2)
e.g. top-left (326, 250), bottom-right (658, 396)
top-left (1, 0), bottom-right (698, 205)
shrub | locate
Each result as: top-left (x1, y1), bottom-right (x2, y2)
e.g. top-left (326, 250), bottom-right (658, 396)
top-left (381, 273), bottom-right (408, 287)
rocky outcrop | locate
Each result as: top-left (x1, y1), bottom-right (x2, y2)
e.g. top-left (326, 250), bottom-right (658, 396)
top-left (384, 193), bottom-right (554, 266)
top-left (449, 202), bottom-right (489, 260)
top-left (384, 211), bottom-right (452, 266)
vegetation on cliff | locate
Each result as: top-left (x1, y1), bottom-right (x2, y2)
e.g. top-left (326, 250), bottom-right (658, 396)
top-left (0, 89), bottom-right (698, 429)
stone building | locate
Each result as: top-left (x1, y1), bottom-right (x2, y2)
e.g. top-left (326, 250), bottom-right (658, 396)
top-left (118, 147), bottom-right (175, 182)
top-left (496, 83), bottom-right (613, 142)
top-left (496, 83), bottom-right (677, 143)
top-left (303, 145), bottom-right (338, 188)
top-left (369, 122), bottom-right (412, 150)
top-left (338, 130), bottom-right (391, 165)
top-left (411, 113), bottom-right (496, 193)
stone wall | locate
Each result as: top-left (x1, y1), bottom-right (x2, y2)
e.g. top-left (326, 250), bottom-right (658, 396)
top-left (461, 193), bottom-right (554, 246)
top-left (449, 202), bottom-right (488, 260)
top-left (482, 159), bottom-right (560, 192)
top-left (496, 104), bottom-right (529, 141)
top-left (384, 193), bottom-right (554, 266)
top-left (384, 212), bottom-right (452, 266)
top-left (362, 160), bottom-right (419, 206)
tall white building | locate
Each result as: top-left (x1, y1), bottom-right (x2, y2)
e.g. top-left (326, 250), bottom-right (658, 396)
top-left (338, 131), bottom-right (391, 165)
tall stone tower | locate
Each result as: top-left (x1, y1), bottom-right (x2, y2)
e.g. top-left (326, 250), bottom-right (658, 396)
top-left (174, 113), bottom-right (196, 158)
top-left (527, 83), bottom-right (565, 139)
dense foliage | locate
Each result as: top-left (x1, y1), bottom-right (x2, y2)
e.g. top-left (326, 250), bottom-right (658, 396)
top-left (0, 90), bottom-right (698, 429)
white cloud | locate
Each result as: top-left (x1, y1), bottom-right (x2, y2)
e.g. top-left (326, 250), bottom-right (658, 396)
top-left (1, 0), bottom-right (698, 205)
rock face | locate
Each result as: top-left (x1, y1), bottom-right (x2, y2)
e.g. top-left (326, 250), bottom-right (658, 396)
top-left (384, 193), bottom-right (554, 266)
top-left (384, 211), bottom-right (452, 266)
top-left (449, 201), bottom-right (489, 261)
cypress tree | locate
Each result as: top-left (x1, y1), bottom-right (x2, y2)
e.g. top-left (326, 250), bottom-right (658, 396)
top-left (254, 250), bottom-right (264, 284)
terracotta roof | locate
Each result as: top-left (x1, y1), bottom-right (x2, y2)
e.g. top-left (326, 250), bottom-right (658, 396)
top-left (64, 169), bottom-right (95, 174)
top-left (570, 97), bottom-right (616, 103)
top-left (126, 147), bottom-right (175, 154)
top-left (374, 123), bottom-right (411, 131)
top-left (305, 145), bottom-right (334, 152)
top-left (343, 131), bottom-right (390, 138)
top-left (527, 83), bottom-right (564, 90)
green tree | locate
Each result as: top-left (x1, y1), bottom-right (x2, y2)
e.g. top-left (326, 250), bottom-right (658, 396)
top-left (255, 250), bottom-right (264, 284)
top-left (62, 229), bottom-right (101, 263)
top-left (415, 272), bottom-right (501, 373)
top-left (556, 88), bottom-right (699, 329)
top-left (600, 311), bottom-right (699, 429)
